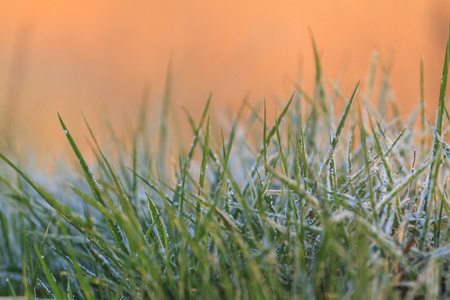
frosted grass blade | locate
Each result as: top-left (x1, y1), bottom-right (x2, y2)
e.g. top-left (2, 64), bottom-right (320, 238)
top-left (58, 113), bottom-right (129, 254)
top-left (319, 82), bottom-right (359, 177)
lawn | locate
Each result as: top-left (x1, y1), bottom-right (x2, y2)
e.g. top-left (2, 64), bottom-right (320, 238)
top-left (0, 28), bottom-right (450, 299)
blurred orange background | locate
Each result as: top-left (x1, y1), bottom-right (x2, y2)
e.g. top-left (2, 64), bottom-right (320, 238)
top-left (1, 1), bottom-right (450, 157)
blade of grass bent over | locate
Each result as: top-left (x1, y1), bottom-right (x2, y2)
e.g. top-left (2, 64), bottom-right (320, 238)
top-left (375, 158), bottom-right (431, 212)
top-left (0, 152), bottom-right (87, 232)
top-left (340, 126), bottom-right (406, 192)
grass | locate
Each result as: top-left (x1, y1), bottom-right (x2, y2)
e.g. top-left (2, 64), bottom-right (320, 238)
top-left (0, 28), bottom-right (450, 299)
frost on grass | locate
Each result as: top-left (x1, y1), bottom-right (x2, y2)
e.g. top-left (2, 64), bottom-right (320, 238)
top-left (1, 38), bottom-right (450, 299)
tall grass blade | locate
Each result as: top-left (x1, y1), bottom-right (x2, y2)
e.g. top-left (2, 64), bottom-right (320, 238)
top-left (159, 63), bottom-right (173, 179)
top-left (197, 117), bottom-right (210, 213)
top-left (419, 23), bottom-right (450, 212)
top-left (319, 81), bottom-right (359, 177)
top-left (58, 113), bottom-right (129, 254)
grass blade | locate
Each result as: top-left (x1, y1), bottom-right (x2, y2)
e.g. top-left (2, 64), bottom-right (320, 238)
top-left (146, 193), bottom-right (169, 252)
top-left (319, 81), bottom-right (359, 177)
top-left (58, 113), bottom-right (129, 254)
top-left (197, 117), bottom-right (210, 212)
top-left (419, 23), bottom-right (450, 212)
top-left (35, 246), bottom-right (63, 299)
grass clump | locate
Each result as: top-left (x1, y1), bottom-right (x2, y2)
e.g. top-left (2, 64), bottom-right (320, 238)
top-left (0, 29), bottom-right (450, 299)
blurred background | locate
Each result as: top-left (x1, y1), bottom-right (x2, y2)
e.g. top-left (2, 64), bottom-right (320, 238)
top-left (1, 1), bottom-right (450, 157)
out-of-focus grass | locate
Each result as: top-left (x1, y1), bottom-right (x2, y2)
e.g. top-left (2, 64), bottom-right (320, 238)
top-left (0, 27), bottom-right (450, 299)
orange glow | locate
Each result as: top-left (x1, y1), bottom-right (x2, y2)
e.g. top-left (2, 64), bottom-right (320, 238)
top-left (1, 1), bottom-right (449, 155)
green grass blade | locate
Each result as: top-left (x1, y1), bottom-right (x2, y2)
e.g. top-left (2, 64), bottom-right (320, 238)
top-left (7, 278), bottom-right (17, 297)
top-left (176, 95), bottom-right (212, 213)
top-left (375, 158), bottom-right (431, 212)
top-left (58, 113), bottom-right (129, 254)
top-left (419, 23), bottom-right (450, 212)
top-left (319, 81), bottom-right (359, 177)
top-left (370, 118), bottom-right (394, 187)
top-left (146, 193), bottom-right (169, 251)
top-left (58, 113), bottom-right (106, 208)
top-left (242, 93), bottom-right (294, 195)
top-left (67, 276), bottom-right (74, 300)
top-left (67, 183), bottom-right (115, 221)
top-left (60, 221), bottom-right (96, 300)
top-left (297, 114), bottom-right (308, 188)
top-left (159, 63), bottom-right (173, 179)
top-left (263, 100), bottom-right (268, 178)
top-left (35, 246), bottom-right (63, 299)
top-left (197, 117), bottom-right (210, 212)
top-left (420, 58), bottom-right (426, 153)
top-left (83, 115), bottom-right (142, 233)
top-left (0, 152), bottom-right (88, 232)
top-left (275, 116), bottom-right (288, 175)
top-left (310, 30), bottom-right (325, 101)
